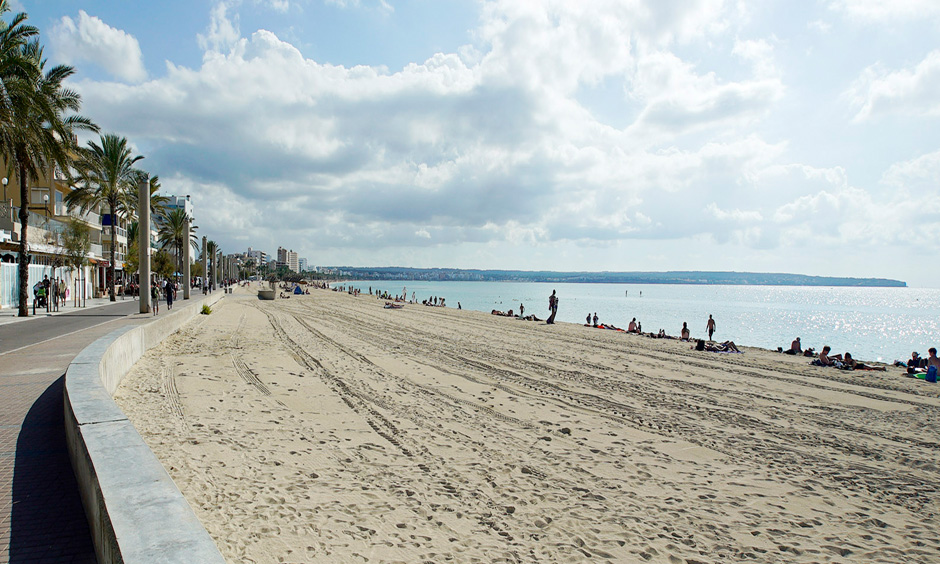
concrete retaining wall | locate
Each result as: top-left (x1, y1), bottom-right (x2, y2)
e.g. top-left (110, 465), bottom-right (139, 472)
top-left (64, 292), bottom-right (228, 564)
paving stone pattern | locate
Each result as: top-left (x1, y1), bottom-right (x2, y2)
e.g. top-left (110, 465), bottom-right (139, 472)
top-left (0, 301), bottom-right (144, 564)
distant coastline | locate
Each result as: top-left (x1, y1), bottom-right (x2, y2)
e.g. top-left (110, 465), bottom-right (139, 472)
top-left (325, 267), bottom-right (906, 288)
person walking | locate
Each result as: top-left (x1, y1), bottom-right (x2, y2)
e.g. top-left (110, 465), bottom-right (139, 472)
top-left (706, 314), bottom-right (716, 341)
top-left (547, 290), bottom-right (558, 324)
top-left (166, 279), bottom-right (174, 310)
top-left (151, 282), bottom-right (160, 315)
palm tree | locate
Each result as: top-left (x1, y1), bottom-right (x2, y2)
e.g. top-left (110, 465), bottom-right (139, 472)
top-left (118, 173), bottom-right (169, 224)
top-left (206, 240), bottom-right (218, 289)
top-left (123, 220), bottom-right (139, 276)
top-left (157, 207), bottom-right (198, 279)
top-left (66, 133), bottom-right (142, 301)
top-left (0, 20), bottom-right (97, 315)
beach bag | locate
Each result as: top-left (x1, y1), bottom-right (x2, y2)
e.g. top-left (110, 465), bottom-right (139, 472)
top-left (927, 366), bottom-right (937, 383)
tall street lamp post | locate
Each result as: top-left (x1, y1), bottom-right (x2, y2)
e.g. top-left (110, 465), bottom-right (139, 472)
top-left (183, 212), bottom-right (191, 300)
top-left (138, 175), bottom-right (151, 314)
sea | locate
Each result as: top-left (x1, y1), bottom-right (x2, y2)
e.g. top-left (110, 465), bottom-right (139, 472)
top-left (353, 281), bottom-right (940, 363)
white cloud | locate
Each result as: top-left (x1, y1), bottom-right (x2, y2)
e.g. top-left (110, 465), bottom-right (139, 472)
top-left (50, 11), bottom-right (146, 82)
top-left (846, 50), bottom-right (940, 121)
top-left (706, 203), bottom-right (762, 222)
top-left (732, 37), bottom-right (777, 78)
top-left (258, 0), bottom-right (290, 13)
top-left (198, 2), bottom-right (241, 53)
top-left (881, 149), bottom-right (940, 210)
top-left (829, 0), bottom-right (940, 23)
top-left (808, 19), bottom-right (832, 33)
top-left (58, 0), bottom-right (939, 286)
top-left (629, 49), bottom-right (783, 136)
top-left (325, 0), bottom-right (394, 15)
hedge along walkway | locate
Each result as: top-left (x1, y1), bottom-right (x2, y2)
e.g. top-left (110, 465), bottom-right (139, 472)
top-left (0, 300), bottom-right (146, 563)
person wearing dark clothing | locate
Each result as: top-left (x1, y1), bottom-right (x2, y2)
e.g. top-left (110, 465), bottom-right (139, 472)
top-left (547, 290), bottom-right (558, 324)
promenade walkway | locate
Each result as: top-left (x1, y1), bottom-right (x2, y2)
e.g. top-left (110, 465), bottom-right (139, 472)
top-left (0, 295), bottom-right (155, 563)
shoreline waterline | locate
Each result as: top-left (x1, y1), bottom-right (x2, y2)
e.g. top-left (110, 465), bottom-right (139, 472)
top-left (351, 280), bottom-right (939, 363)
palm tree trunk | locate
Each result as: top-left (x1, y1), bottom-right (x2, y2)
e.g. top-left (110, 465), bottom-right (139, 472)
top-left (109, 202), bottom-right (116, 301)
top-left (16, 167), bottom-right (29, 317)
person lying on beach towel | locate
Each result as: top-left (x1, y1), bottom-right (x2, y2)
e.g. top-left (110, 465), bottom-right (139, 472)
top-left (706, 340), bottom-right (740, 353)
top-left (384, 302), bottom-right (403, 309)
top-left (691, 339), bottom-right (741, 353)
top-left (843, 353), bottom-right (886, 371)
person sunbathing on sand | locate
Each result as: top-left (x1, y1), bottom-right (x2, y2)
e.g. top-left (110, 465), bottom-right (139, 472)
top-left (628, 318), bottom-right (637, 332)
top-left (818, 346), bottom-right (842, 366)
top-left (928, 348), bottom-right (940, 371)
top-left (691, 339), bottom-right (740, 352)
top-left (707, 341), bottom-right (740, 352)
top-left (784, 337), bottom-right (802, 355)
top-left (843, 352), bottom-right (886, 371)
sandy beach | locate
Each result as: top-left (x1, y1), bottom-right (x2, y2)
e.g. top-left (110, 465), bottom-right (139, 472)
top-left (114, 287), bottom-right (940, 564)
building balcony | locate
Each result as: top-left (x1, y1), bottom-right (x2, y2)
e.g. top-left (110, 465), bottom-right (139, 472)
top-left (0, 201), bottom-right (68, 252)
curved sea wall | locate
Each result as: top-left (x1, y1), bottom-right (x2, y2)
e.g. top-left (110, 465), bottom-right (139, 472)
top-left (64, 292), bottom-right (227, 564)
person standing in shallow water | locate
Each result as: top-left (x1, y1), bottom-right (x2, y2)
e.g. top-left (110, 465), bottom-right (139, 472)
top-left (547, 290), bottom-right (558, 324)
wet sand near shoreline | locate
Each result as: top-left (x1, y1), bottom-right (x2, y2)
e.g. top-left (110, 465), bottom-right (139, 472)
top-left (114, 287), bottom-right (940, 563)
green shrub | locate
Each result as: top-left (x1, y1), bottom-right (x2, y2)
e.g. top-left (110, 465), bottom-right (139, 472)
top-left (201, 304), bottom-right (212, 315)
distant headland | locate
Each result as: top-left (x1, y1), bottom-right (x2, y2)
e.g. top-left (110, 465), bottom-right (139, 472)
top-left (327, 267), bottom-right (906, 287)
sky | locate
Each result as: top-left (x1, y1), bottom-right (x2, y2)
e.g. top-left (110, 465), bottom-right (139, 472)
top-left (13, 0), bottom-right (940, 286)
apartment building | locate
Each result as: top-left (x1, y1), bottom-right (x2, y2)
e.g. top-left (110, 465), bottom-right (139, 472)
top-left (277, 246), bottom-right (299, 273)
top-left (0, 162), bottom-right (112, 306)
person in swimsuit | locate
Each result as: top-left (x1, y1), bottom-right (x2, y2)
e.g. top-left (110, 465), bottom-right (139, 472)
top-left (928, 348), bottom-right (940, 371)
top-left (818, 346), bottom-right (842, 366)
top-left (680, 322), bottom-right (690, 341)
top-left (706, 315), bottom-right (716, 341)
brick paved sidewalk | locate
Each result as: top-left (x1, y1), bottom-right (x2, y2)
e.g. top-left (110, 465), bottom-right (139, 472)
top-left (0, 294), bottom-right (136, 326)
top-left (0, 300), bottom-right (146, 564)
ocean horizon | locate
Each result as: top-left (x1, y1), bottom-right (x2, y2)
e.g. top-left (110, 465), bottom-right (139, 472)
top-left (349, 280), bottom-right (940, 364)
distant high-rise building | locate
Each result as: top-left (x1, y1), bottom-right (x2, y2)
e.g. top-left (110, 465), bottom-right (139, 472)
top-left (246, 247), bottom-right (268, 264)
top-left (277, 246), bottom-right (299, 272)
top-left (298, 257), bottom-right (307, 272)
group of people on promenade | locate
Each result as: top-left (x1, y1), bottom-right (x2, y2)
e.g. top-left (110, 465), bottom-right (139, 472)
top-left (32, 275), bottom-right (67, 311)
top-left (148, 278), bottom-right (180, 315)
